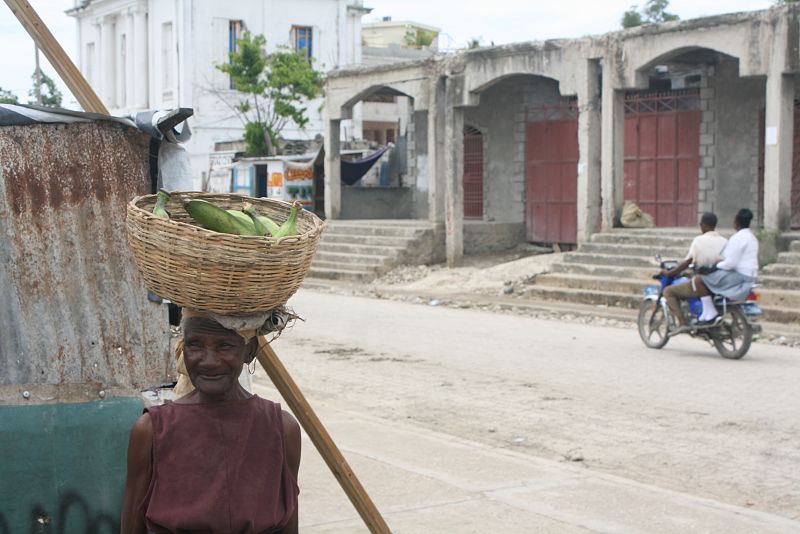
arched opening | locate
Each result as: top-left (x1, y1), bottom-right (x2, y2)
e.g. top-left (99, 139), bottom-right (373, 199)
top-left (463, 73), bottom-right (579, 247)
top-left (625, 47), bottom-right (761, 227)
top-left (337, 84), bottom-right (419, 220)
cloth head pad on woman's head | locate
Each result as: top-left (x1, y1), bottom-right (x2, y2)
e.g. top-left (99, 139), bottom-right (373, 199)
top-left (181, 308), bottom-right (290, 343)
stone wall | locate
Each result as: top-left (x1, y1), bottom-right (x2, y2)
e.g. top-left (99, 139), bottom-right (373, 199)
top-left (708, 58), bottom-right (764, 225)
top-left (463, 221), bottom-right (526, 254)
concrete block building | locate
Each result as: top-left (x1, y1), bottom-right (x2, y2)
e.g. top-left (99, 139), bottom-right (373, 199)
top-left (324, 6), bottom-right (800, 265)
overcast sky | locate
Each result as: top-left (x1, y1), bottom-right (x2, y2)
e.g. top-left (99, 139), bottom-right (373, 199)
top-left (0, 0), bottom-right (776, 109)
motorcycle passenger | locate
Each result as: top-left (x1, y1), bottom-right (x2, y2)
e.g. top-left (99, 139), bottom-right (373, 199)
top-left (663, 212), bottom-right (727, 334)
top-left (693, 208), bottom-right (759, 322)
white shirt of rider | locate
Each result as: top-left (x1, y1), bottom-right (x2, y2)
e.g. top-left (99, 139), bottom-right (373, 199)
top-left (686, 231), bottom-right (727, 267)
top-left (716, 228), bottom-right (759, 279)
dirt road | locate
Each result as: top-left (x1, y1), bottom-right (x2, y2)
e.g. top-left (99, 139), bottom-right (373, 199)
top-left (260, 289), bottom-right (800, 524)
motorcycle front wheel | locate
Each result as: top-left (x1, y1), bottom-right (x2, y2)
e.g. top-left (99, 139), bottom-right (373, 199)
top-left (638, 299), bottom-right (670, 349)
top-left (713, 306), bottom-right (753, 359)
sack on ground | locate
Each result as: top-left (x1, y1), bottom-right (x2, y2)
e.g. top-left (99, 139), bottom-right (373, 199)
top-left (620, 201), bottom-right (655, 228)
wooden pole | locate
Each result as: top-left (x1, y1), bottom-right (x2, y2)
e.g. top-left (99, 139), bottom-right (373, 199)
top-left (4, 0), bottom-right (108, 114)
top-left (256, 337), bottom-right (391, 534)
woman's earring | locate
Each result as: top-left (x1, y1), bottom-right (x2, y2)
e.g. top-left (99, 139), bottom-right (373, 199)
top-left (247, 360), bottom-right (256, 375)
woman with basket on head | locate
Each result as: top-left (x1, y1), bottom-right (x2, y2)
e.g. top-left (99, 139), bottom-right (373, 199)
top-left (120, 309), bottom-right (301, 534)
top-left (122, 192), bottom-right (325, 533)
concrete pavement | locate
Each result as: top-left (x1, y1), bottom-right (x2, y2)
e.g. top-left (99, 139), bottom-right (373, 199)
top-left (254, 379), bottom-right (798, 533)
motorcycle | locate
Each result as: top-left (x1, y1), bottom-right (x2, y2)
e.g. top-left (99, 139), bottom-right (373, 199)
top-left (637, 257), bottom-right (763, 359)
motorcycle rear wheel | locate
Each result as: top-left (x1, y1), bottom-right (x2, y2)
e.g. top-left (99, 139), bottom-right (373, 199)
top-left (713, 306), bottom-right (752, 359)
top-left (638, 299), bottom-right (669, 349)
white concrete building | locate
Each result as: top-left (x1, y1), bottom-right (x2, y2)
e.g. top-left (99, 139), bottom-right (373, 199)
top-left (66, 0), bottom-right (370, 186)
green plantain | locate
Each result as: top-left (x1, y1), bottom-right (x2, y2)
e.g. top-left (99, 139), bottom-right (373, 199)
top-left (153, 189), bottom-right (171, 219)
top-left (273, 201), bottom-right (301, 238)
top-left (184, 199), bottom-right (260, 236)
top-left (242, 203), bottom-right (280, 237)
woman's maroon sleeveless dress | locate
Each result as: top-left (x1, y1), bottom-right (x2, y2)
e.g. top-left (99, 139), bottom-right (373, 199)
top-left (141, 395), bottom-right (298, 533)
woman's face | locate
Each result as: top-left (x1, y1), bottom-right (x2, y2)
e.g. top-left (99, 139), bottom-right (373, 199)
top-left (182, 318), bottom-right (253, 400)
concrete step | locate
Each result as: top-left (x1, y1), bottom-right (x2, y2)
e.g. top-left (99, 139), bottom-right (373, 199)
top-left (562, 252), bottom-right (659, 268)
top-left (325, 222), bottom-right (432, 237)
top-left (520, 285), bottom-right (641, 309)
top-left (758, 289), bottom-right (800, 309)
top-left (790, 240), bottom-right (800, 253)
top-left (520, 283), bottom-right (799, 324)
top-left (531, 273), bottom-right (654, 295)
top-left (312, 251), bottom-right (391, 267)
top-left (316, 242), bottom-right (407, 256)
top-left (320, 233), bottom-right (417, 247)
top-left (776, 251), bottom-right (800, 264)
top-left (762, 263), bottom-right (800, 277)
top-left (590, 233), bottom-right (694, 247)
top-left (579, 242), bottom-right (687, 258)
top-left (758, 274), bottom-right (800, 291)
top-left (306, 266), bottom-right (377, 283)
top-left (549, 261), bottom-right (656, 280)
top-left (607, 227), bottom-right (702, 236)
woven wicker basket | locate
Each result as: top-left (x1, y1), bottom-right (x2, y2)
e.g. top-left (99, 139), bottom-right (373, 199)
top-left (126, 192), bottom-right (324, 315)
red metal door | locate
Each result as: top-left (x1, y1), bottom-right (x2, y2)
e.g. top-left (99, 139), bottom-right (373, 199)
top-left (463, 126), bottom-right (484, 218)
top-left (524, 102), bottom-right (579, 244)
top-left (624, 91), bottom-right (700, 227)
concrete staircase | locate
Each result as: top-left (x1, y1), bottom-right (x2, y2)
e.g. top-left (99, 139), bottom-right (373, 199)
top-left (522, 228), bottom-right (800, 325)
top-left (308, 220), bottom-right (437, 282)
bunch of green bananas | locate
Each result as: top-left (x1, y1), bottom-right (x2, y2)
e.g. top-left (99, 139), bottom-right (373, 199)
top-left (183, 198), bottom-right (301, 238)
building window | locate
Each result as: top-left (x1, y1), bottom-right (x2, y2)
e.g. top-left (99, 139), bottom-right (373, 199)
top-left (229, 20), bottom-right (244, 89)
top-left (161, 22), bottom-right (173, 99)
top-left (292, 26), bottom-right (313, 59)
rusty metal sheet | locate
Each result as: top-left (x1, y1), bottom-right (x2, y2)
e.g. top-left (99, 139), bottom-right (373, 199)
top-left (0, 121), bottom-right (172, 403)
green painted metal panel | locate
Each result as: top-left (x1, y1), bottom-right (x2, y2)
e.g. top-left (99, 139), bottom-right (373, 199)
top-left (0, 397), bottom-right (143, 533)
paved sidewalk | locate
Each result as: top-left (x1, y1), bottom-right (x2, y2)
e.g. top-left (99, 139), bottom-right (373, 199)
top-left (252, 380), bottom-right (799, 534)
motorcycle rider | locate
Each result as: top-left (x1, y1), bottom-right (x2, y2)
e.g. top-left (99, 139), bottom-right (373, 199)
top-left (693, 208), bottom-right (759, 323)
top-left (663, 212), bottom-right (727, 333)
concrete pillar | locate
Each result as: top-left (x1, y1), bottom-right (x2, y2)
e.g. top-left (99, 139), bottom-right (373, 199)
top-left (427, 76), bottom-right (446, 224)
top-left (324, 119), bottom-right (342, 219)
top-left (601, 64), bottom-right (625, 230)
top-left (133, 9), bottom-right (148, 109)
top-left (100, 16), bottom-right (116, 109)
top-left (444, 78), bottom-right (464, 266)
top-left (763, 59), bottom-right (794, 230)
top-left (576, 59), bottom-right (602, 242)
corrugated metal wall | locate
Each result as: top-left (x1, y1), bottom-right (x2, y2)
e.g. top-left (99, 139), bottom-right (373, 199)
top-left (0, 121), bottom-right (172, 404)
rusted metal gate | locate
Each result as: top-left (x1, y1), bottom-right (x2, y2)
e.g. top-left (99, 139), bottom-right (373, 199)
top-left (757, 102), bottom-right (800, 228)
top-left (524, 99), bottom-right (579, 244)
top-left (624, 90), bottom-right (701, 227)
top-left (463, 126), bottom-right (484, 219)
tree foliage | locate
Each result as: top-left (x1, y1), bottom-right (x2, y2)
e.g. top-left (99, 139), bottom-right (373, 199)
top-left (466, 37), bottom-right (483, 50)
top-left (403, 29), bottom-right (436, 49)
top-left (0, 88), bottom-right (19, 104)
top-left (622, 0), bottom-right (679, 29)
top-left (216, 32), bottom-right (324, 156)
top-left (29, 71), bottom-right (63, 107)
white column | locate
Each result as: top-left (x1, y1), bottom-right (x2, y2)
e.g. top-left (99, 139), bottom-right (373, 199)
top-left (324, 119), bottom-right (342, 219)
top-left (100, 16), bottom-right (116, 109)
top-left (576, 59), bottom-right (602, 242)
top-left (763, 17), bottom-right (794, 231)
top-left (601, 62), bottom-right (625, 230)
top-left (124, 12), bottom-right (135, 110)
top-left (133, 8), bottom-right (148, 109)
top-left (444, 77), bottom-right (464, 266)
